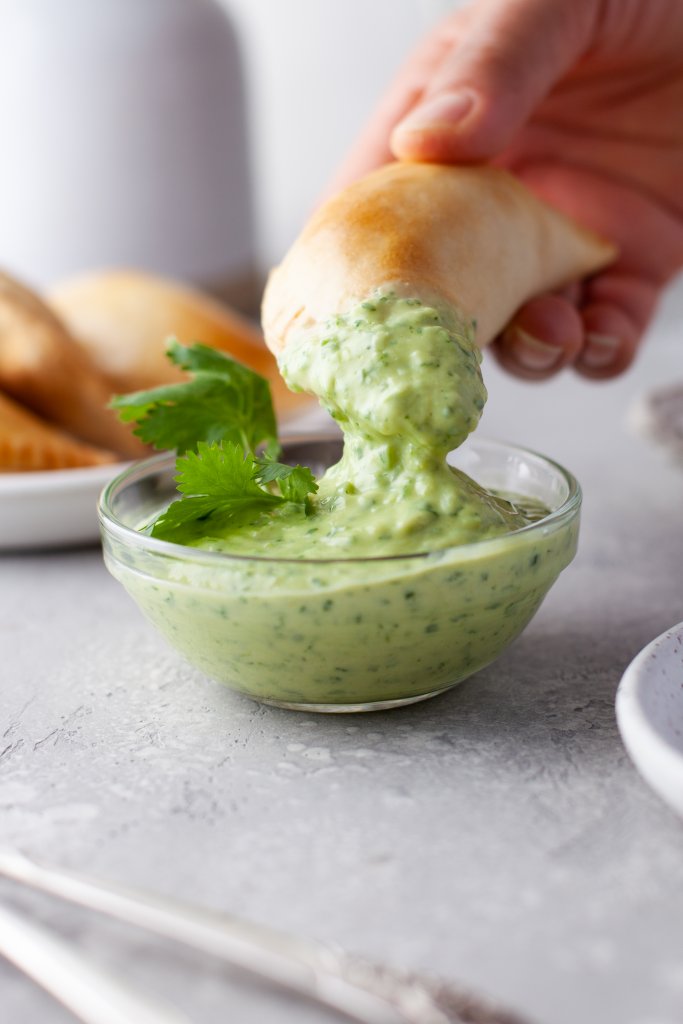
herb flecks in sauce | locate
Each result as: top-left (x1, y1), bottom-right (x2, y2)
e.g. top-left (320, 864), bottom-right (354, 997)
top-left (110, 295), bottom-right (579, 707)
top-left (194, 294), bottom-right (533, 557)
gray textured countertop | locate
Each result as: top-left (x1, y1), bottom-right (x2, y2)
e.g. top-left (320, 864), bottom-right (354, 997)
top-left (2, 288), bottom-right (683, 1024)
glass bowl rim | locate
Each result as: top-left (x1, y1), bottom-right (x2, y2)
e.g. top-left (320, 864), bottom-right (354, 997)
top-left (98, 434), bottom-right (581, 567)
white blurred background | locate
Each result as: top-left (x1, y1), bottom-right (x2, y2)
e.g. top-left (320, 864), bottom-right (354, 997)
top-left (0, 0), bottom-right (461, 305)
top-left (219, 0), bottom-right (456, 270)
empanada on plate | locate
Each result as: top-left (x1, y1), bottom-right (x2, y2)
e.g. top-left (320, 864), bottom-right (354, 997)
top-left (0, 272), bottom-right (145, 457)
top-left (49, 269), bottom-right (310, 419)
top-left (0, 389), bottom-right (118, 471)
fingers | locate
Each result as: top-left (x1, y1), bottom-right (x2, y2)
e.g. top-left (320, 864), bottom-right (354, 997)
top-left (325, 0), bottom-right (591, 193)
top-left (488, 160), bottom-right (677, 379)
top-left (492, 271), bottom-right (660, 381)
top-left (577, 303), bottom-right (638, 378)
top-left (494, 294), bottom-right (584, 380)
top-left (321, 28), bottom-right (459, 198)
top-left (391, 0), bottom-right (593, 163)
top-left (575, 271), bottom-right (659, 379)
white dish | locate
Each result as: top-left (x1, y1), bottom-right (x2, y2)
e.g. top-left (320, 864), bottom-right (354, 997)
top-left (630, 383), bottom-right (683, 463)
top-left (616, 621), bottom-right (683, 819)
top-left (0, 463), bottom-right (129, 552)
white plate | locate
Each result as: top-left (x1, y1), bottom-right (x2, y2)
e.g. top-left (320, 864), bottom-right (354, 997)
top-left (630, 383), bottom-right (683, 463)
top-left (0, 463), bottom-right (130, 551)
top-left (616, 621), bottom-right (683, 819)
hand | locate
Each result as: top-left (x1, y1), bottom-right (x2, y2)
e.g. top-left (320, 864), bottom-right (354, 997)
top-left (329, 0), bottom-right (683, 379)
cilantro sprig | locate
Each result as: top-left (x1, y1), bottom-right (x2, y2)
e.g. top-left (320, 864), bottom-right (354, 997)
top-left (148, 442), bottom-right (317, 543)
top-left (111, 338), bottom-right (279, 457)
top-left (112, 341), bottom-right (318, 543)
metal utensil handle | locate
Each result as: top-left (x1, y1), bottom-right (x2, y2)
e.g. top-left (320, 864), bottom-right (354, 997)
top-left (0, 901), bottom-right (190, 1024)
top-left (0, 849), bottom-right (409, 1024)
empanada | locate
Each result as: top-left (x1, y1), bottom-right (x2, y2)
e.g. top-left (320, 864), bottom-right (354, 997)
top-left (49, 270), bottom-right (311, 419)
top-left (0, 272), bottom-right (145, 457)
top-left (0, 389), bottom-right (118, 471)
top-left (262, 162), bottom-right (616, 354)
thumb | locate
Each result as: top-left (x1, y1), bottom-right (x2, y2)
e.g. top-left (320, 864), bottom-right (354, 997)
top-left (392, 0), bottom-right (592, 162)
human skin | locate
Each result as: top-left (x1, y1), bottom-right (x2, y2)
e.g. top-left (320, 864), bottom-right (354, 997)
top-left (328, 0), bottom-right (683, 380)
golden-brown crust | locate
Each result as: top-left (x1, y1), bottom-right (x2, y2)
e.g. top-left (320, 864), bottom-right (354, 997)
top-left (0, 272), bottom-right (145, 458)
top-left (0, 389), bottom-right (118, 471)
top-left (49, 269), bottom-right (311, 420)
top-left (262, 162), bottom-right (616, 353)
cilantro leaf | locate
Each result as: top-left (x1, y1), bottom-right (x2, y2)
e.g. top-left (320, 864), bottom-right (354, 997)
top-left (150, 442), bottom-right (284, 543)
top-left (113, 341), bottom-right (321, 544)
top-left (254, 458), bottom-right (318, 504)
top-left (112, 339), bottom-right (278, 456)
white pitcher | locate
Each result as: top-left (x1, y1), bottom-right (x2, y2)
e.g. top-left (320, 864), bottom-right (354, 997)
top-left (0, 0), bottom-right (255, 307)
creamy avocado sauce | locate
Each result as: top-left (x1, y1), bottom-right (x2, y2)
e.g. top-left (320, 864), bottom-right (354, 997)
top-left (191, 294), bottom-right (535, 557)
top-left (109, 292), bottom-right (578, 709)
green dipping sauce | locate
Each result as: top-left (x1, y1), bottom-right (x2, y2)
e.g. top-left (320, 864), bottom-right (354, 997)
top-left (193, 294), bottom-right (534, 558)
top-left (105, 293), bottom-right (580, 710)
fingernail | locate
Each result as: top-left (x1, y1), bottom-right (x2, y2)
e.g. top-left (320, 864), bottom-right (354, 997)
top-left (396, 91), bottom-right (475, 135)
top-left (580, 333), bottom-right (620, 369)
top-left (507, 328), bottom-right (563, 371)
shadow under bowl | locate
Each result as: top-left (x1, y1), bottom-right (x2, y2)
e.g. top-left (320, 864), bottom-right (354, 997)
top-left (99, 436), bottom-right (581, 712)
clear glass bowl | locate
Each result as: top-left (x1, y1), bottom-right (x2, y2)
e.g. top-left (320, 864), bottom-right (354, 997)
top-left (99, 436), bottom-right (581, 713)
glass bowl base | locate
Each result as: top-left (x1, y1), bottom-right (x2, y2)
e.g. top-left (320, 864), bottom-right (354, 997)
top-left (256, 683), bottom-right (456, 714)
